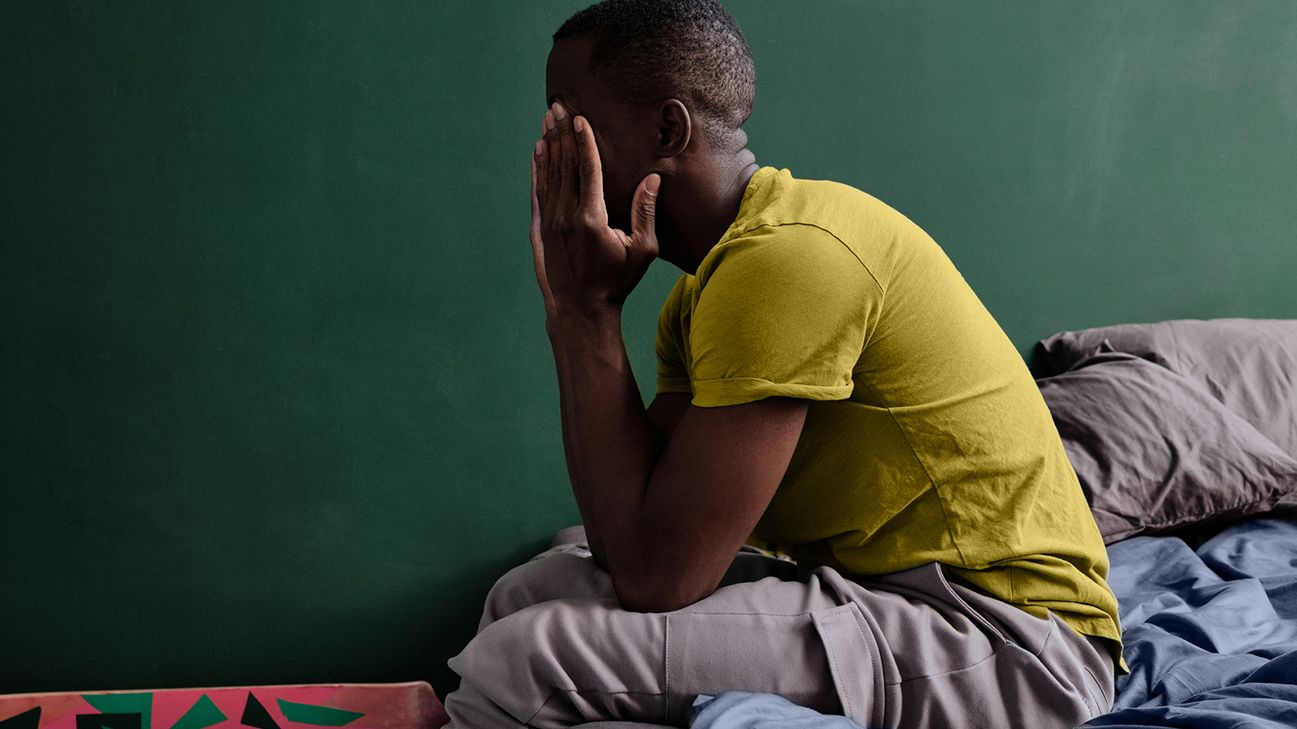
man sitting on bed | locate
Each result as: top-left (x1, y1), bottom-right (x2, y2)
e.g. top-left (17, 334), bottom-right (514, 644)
top-left (441, 1), bottom-right (1125, 727)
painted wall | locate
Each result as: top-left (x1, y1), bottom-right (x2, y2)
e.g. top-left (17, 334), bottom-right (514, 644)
top-left (2, 0), bottom-right (1293, 697)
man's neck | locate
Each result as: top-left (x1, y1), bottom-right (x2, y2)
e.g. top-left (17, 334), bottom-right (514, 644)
top-left (662, 148), bottom-right (761, 275)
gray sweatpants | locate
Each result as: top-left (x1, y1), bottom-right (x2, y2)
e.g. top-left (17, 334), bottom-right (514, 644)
top-left (443, 526), bottom-right (1117, 729)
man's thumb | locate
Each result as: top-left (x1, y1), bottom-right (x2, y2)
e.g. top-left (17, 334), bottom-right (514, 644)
top-left (630, 173), bottom-right (661, 250)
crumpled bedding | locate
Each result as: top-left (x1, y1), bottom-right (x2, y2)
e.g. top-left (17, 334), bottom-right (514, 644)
top-left (1079, 515), bottom-right (1297, 728)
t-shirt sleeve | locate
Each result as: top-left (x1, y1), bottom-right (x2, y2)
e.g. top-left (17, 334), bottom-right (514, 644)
top-left (654, 275), bottom-right (694, 396)
top-left (688, 224), bottom-right (882, 408)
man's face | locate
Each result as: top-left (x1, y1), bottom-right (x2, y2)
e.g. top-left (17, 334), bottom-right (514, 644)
top-left (545, 38), bottom-right (648, 233)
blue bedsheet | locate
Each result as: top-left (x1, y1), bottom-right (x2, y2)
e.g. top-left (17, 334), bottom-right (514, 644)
top-left (689, 692), bottom-right (864, 729)
top-left (1081, 516), bottom-right (1297, 728)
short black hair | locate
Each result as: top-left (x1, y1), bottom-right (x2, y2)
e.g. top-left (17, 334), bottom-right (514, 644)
top-left (553, 0), bottom-right (756, 149)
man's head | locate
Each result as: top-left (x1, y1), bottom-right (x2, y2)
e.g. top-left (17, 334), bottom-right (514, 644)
top-left (547, 0), bottom-right (755, 233)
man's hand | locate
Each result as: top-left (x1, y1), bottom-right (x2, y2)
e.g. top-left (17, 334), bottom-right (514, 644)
top-left (530, 101), bottom-right (660, 321)
top-left (527, 105), bottom-right (808, 612)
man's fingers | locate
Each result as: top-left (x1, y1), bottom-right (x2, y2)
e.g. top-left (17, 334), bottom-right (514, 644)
top-left (530, 152), bottom-right (541, 231)
top-left (544, 107), bottom-right (561, 222)
top-left (530, 156), bottom-right (547, 274)
top-left (533, 136), bottom-right (548, 215)
top-left (573, 115), bottom-right (607, 222)
top-left (552, 102), bottom-right (580, 219)
top-left (529, 154), bottom-right (557, 315)
top-left (630, 173), bottom-right (662, 259)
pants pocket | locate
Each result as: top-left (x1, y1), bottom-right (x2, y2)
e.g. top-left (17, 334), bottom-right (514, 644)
top-left (664, 607), bottom-right (867, 726)
top-left (809, 602), bottom-right (884, 728)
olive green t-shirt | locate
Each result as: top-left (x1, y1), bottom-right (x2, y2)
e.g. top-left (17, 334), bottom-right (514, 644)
top-left (655, 166), bottom-right (1124, 663)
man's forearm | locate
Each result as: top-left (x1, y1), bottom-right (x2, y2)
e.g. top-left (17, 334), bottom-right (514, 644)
top-left (546, 306), bottom-right (661, 588)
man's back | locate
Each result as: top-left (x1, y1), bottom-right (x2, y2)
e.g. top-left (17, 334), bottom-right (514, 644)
top-left (655, 165), bottom-right (1123, 648)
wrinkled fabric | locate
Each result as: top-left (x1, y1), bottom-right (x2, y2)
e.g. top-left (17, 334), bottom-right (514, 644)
top-left (443, 531), bottom-right (1113, 729)
top-left (689, 692), bottom-right (866, 729)
top-left (1030, 318), bottom-right (1297, 458)
top-left (1078, 516), bottom-right (1297, 727)
top-left (1036, 350), bottom-right (1297, 543)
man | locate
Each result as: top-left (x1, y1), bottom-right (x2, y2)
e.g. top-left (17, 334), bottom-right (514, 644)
top-left (442, 1), bottom-right (1125, 727)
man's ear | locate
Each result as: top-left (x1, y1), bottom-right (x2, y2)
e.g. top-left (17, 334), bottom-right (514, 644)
top-left (654, 99), bottom-right (692, 158)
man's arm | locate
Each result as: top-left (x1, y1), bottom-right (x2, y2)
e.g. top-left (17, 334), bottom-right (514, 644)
top-left (565, 392), bottom-right (686, 570)
top-left (548, 310), bottom-right (807, 613)
top-left (567, 391), bottom-right (683, 572)
top-left (645, 391), bottom-right (692, 448)
top-left (530, 102), bottom-right (807, 611)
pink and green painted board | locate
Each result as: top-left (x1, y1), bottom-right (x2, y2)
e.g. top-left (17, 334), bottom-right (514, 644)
top-left (0, 682), bottom-right (449, 729)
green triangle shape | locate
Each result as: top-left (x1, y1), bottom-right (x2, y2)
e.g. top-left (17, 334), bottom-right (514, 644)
top-left (83, 693), bottom-right (152, 729)
top-left (276, 699), bottom-right (363, 726)
top-left (169, 694), bottom-right (226, 729)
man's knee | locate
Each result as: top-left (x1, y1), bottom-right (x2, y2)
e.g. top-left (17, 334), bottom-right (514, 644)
top-left (477, 549), bottom-right (612, 632)
top-left (478, 559), bottom-right (551, 632)
top-left (451, 604), bottom-right (559, 725)
top-left (452, 597), bottom-right (669, 728)
top-left (457, 599), bottom-right (618, 720)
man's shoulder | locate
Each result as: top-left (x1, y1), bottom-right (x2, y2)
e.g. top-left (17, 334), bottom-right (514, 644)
top-left (696, 221), bottom-right (869, 290)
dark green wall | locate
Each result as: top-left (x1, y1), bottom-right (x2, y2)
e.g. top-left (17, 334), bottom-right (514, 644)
top-left (2, 0), bottom-right (1294, 698)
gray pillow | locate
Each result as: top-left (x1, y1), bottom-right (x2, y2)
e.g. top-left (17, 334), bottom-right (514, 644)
top-left (1030, 318), bottom-right (1297, 458)
top-left (1036, 348), bottom-right (1297, 544)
